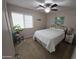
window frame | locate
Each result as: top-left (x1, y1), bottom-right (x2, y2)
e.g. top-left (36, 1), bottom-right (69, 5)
top-left (11, 12), bottom-right (34, 29)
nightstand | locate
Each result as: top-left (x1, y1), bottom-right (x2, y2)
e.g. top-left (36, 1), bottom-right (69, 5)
top-left (65, 33), bottom-right (74, 44)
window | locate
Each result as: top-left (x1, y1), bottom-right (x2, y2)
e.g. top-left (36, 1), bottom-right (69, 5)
top-left (24, 15), bottom-right (33, 28)
top-left (11, 12), bottom-right (24, 28)
top-left (11, 12), bottom-right (33, 28)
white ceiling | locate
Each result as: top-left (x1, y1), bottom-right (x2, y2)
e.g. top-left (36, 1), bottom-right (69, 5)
top-left (6, 0), bottom-right (76, 12)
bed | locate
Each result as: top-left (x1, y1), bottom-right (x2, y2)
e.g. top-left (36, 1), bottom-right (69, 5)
top-left (33, 28), bottom-right (65, 53)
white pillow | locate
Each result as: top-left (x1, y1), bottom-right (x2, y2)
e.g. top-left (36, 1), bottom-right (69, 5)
top-left (55, 28), bottom-right (64, 31)
top-left (49, 27), bottom-right (56, 30)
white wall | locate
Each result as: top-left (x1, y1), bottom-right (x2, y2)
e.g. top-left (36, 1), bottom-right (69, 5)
top-left (47, 9), bottom-right (76, 32)
top-left (2, 0), bottom-right (15, 59)
top-left (7, 4), bottom-right (47, 38)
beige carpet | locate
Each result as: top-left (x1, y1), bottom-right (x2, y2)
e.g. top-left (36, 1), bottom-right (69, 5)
top-left (15, 38), bottom-right (75, 59)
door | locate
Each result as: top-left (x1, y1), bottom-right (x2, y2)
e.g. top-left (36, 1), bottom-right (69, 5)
top-left (2, 0), bottom-right (15, 59)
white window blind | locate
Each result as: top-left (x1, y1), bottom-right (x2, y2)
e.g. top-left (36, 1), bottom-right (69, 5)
top-left (11, 12), bottom-right (33, 28)
top-left (24, 15), bottom-right (33, 28)
top-left (11, 12), bottom-right (24, 28)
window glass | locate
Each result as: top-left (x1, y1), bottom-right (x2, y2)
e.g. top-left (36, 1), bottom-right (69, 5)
top-left (24, 15), bottom-right (33, 28)
top-left (11, 12), bottom-right (33, 28)
top-left (11, 12), bottom-right (24, 28)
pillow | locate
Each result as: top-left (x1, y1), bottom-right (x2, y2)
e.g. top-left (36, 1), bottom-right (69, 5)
top-left (55, 28), bottom-right (64, 32)
top-left (49, 27), bottom-right (56, 30)
top-left (50, 24), bottom-right (66, 31)
top-left (55, 25), bottom-right (67, 32)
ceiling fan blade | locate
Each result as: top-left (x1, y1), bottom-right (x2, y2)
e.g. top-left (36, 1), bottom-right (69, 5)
top-left (39, 5), bottom-right (45, 8)
top-left (51, 9), bottom-right (58, 11)
top-left (36, 5), bottom-right (45, 9)
top-left (51, 4), bottom-right (58, 8)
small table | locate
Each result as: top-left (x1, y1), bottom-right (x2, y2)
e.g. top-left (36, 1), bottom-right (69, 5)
top-left (65, 33), bottom-right (74, 44)
top-left (12, 32), bottom-right (24, 45)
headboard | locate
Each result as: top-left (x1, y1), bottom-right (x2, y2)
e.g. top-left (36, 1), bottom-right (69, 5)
top-left (50, 24), bottom-right (67, 32)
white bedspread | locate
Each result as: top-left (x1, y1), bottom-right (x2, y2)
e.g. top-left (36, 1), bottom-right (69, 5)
top-left (33, 28), bottom-right (65, 53)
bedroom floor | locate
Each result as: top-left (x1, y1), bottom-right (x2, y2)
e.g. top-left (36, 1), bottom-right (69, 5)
top-left (15, 38), bottom-right (75, 59)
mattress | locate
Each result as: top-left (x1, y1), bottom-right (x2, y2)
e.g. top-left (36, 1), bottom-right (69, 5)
top-left (33, 28), bottom-right (65, 53)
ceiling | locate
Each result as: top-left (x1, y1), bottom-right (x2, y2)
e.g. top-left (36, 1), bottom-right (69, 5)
top-left (6, 0), bottom-right (76, 12)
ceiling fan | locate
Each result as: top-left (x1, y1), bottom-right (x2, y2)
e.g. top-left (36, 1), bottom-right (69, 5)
top-left (36, 0), bottom-right (58, 13)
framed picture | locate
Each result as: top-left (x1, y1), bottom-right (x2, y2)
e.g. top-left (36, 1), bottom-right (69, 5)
top-left (55, 16), bottom-right (64, 25)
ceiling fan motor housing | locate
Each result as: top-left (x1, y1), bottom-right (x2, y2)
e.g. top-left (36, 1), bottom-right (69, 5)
top-left (45, 3), bottom-right (52, 7)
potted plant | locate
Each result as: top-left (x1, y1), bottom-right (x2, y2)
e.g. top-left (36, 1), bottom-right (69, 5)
top-left (13, 24), bottom-right (24, 34)
top-left (12, 25), bottom-right (24, 44)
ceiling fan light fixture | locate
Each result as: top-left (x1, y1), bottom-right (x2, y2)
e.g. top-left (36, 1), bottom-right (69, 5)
top-left (45, 7), bottom-right (50, 13)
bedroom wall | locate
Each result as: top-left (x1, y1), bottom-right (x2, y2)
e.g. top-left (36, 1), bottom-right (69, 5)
top-left (7, 4), bottom-right (47, 38)
top-left (46, 9), bottom-right (76, 32)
